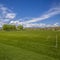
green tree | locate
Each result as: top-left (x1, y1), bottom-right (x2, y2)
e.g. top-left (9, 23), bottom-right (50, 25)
top-left (3, 24), bottom-right (16, 31)
top-left (17, 25), bottom-right (23, 31)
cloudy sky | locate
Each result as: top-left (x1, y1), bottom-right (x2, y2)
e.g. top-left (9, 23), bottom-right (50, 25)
top-left (0, 0), bottom-right (60, 27)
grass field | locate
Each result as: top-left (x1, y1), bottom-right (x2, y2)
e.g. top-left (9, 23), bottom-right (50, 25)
top-left (0, 30), bottom-right (60, 60)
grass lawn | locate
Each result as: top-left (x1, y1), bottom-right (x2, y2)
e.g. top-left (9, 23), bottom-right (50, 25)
top-left (0, 30), bottom-right (60, 60)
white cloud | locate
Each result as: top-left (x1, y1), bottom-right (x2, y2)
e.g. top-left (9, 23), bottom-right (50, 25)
top-left (0, 4), bottom-right (60, 28)
top-left (9, 21), bottom-right (46, 27)
top-left (5, 13), bottom-right (16, 19)
top-left (0, 4), bottom-right (16, 27)
top-left (23, 23), bottom-right (59, 28)
top-left (15, 7), bottom-right (60, 28)
top-left (23, 7), bottom-right (60, 24)
top-left (0, 6), bottom-right (7, 14)
top-left (10, 21), bottom-right (23, 25)
top-left (53, 23), bottom-right (59, 27)
top-left (0, 4), bottom-right (16, 20)
top-left (23, 23), bottom-right (46, 28)
top-left (9, 20), bottom-right (59, 28)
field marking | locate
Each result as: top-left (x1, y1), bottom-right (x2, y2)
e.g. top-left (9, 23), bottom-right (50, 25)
top-left (55, 35), bottom-right (58, 48)
top-left (46, 35), bottom-right (58, 49)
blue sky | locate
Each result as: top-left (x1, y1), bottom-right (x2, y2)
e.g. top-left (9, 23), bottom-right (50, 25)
top-left (0, 0), bottom-right (60, 27)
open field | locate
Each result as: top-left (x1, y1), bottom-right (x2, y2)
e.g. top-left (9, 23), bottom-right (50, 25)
top-left (0, 30), bottom-right (60, 60)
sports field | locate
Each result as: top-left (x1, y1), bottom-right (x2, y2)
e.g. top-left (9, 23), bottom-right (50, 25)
top-left (0, 30), bottom-right (60, 60)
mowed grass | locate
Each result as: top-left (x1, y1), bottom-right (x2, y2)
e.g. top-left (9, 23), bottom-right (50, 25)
top-left (0, 30), bottom-right (60, 60)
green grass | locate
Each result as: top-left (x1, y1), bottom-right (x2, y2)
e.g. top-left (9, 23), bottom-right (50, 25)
top-left (0, 30), bottom-right (60, 60)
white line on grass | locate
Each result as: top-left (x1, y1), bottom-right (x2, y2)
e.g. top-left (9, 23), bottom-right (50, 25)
top-left (55, 35), bottom-right (58, 48)
top-left (46, 35), bottom-right (58, 48)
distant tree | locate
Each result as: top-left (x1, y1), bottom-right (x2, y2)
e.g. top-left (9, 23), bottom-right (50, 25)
top-left (17, 25), bottom-right (23, 31)
top-left (3, 24), bottom-right (16, 31)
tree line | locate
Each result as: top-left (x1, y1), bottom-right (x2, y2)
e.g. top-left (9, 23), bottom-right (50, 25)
top-left (2, 24), bottom-right (23, 31)
top-left (1, 24), bottom-right (60, 31)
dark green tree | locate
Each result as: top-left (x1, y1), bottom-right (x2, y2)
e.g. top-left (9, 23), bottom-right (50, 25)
top-left (3, 24), bottom-right (16, 31)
